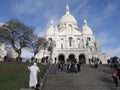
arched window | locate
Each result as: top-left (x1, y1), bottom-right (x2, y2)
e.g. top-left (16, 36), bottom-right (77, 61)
top-left (69, 37), bottom-right (72, 47)
top-left (87, 37), bottom-right (91, 41)
top-left (78, 43), bottom-right (80, 48)
top-left (61, 43), bottom-right (63, 49)
top-left (61, 38), bottom-right (63, 40)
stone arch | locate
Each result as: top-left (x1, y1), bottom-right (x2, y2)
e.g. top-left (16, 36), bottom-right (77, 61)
top-left (79, 54), bottom-right (86, 64)
top-left (68, 54), bottom-right (76, 62)
top-left (58, 54), bottom-right (65, 63)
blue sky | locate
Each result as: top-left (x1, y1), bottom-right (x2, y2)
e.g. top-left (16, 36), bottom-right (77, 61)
top-left (0, 0), bottom-right (120, 58)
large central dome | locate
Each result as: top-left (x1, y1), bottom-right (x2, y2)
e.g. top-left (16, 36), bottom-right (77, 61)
top-left (59, 5), bottom-right (77, 24)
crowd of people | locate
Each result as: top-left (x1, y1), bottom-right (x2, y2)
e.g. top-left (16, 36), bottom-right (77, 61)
top-left (27, 56), bottom-right (120, 89)
top-left (89, 57), bottom-right (102, 68)
top-left (107, 56), bottom-right (120, 87)
top-left (51, 57), bottom-right (103, 75)
top-left (51, 59), bottom-right (81, 74)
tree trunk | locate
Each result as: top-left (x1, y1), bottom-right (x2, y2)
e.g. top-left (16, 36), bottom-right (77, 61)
top-left (16, 50), bottom-right (22, 62)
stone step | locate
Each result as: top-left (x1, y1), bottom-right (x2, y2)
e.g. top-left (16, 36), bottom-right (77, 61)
top-left (20, 89), bottom-right (34, 90)
top-left (42, 64), bottom-right (117, 90)
top-left (43, 87), bottom-right (120, 90)
top-left (53, 65), bottom-right (111, 75)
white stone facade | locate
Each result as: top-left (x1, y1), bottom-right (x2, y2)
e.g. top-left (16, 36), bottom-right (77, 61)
top-left (0, 44), bottom-right (18, 61)
top-left (0, 44), bottom-right (7, 61)
top-left (36, 5), bottom-right (107, 64)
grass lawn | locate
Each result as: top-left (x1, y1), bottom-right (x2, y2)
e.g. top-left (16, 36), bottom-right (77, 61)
top-left (0, 61), bottom-right (47, 90)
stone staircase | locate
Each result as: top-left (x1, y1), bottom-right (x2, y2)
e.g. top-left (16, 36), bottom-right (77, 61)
top-left (42, 64), bottom-right (120, 90)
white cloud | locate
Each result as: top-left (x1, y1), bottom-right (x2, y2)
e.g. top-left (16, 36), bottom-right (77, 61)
top-left (72, 0), bottom-right (92, 22)
top-left (0, 22), bottom-right (4, 26)
top-left (74, 1), bottom-right (118, 28)
top-left (96, 32), bottom-right (117, 46)
top-left (38, 30), bottom-right (45, 37)
top-left (36, 21), bottom-right (50, 37)
top-left (102, 47), bottom-right (120, 58)
top-left (90, 2), bottom-right (118, 28)
top-left (44, 11), bottom-right (59, 26)
top-left (38, 14), bottom-right (59, 37)
top-left (21, 48), bottom-right (34, 58)
top-left (0, 16), bottom-right (5, 26)
top-left (96, 31), bottom-right (119, 58)
top-left (12, 0), bottom-right (43, 14)
top-left (104, 3), bottom-right (117, 17)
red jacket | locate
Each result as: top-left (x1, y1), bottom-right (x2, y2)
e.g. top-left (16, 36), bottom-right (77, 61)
top-left (112, 69), bottom-right (118, 78)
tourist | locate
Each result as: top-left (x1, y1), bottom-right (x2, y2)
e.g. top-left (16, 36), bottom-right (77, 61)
top-left (74, 63), bottom-right (78, 73)
top-left (70, 61), bottom-right (77, 73)
top-left (35, 83), bottom-right (40, 90)
top-left (107, 59), bottom-right (111, 65)
top-left (70, 61), bottom-right (74, 72)
top-left (28, 62), bottom-right (40, 89)
top-left (117, 61), bottom-right (120, 80)
top-left (94, 58), bottom-right (99, 69)
top-left (58, 61), bottom-right (61, 73)
top-left (66, 60), bottom-right (71, 73)
top-left (60, 62), bottom-right (64, 72)
top-left (77, 61), bottom-right (81, 72)
top-left (88, 58), bottom-right (91, 64)
top-left (112, 68), bottom-right (119, 87)
top-left (52, 62), bottom-right (57, 74)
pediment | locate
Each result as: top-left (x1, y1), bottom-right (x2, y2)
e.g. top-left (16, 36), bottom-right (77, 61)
top-left (58, 29), bottom-right (66, 35)
top-left (73, 29), bottom-right (82, 35)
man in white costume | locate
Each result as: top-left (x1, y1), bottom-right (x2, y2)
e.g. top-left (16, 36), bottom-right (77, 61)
top-left (28, 62), bottom-right (40, 88)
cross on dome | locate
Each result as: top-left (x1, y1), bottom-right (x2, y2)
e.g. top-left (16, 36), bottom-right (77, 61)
top-left (50, 20), bottom-right (54, 26)
top-left (84, 19), bottom-right (87, 26)
top-left (66, 4), bottom-right (69, 14)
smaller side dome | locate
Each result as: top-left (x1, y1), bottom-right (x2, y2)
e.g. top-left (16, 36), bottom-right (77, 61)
top-left (82, 19), bottom-right (93, 35)
top-left (46, 20), bottom-right (55, 36)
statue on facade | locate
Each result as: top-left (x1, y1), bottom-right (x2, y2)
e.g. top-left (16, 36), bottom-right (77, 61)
top-left (86, 38), bottom-right (89, 47)
top-left (79, 39), bottom-right (82, 48)
top-left (82, 38), bottom-right (84, 48)
top-left (82, 37), bottom-right (86, 48)
top-left (94, 40), bottom-right (99, 51)
top-left (48, 38), bottom-right (56, 63)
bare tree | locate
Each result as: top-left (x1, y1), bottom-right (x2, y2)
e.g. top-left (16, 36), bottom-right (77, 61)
top-left (0, 19), bottom-right (35, 61)
top-left (31, 36), bottom-right (48, 58)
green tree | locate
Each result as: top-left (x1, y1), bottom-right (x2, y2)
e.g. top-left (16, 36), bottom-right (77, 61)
top-left (0, 19), bottom-right (35, 61)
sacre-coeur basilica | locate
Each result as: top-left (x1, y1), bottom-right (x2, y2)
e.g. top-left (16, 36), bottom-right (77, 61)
top-left (35, 5), bottom-right (107, 64)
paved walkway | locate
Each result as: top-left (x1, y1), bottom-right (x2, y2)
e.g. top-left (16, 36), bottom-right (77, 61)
top-left (20, 89), bottom-right (34, 90)
top-left (42, 64), bottom-right (120, 90)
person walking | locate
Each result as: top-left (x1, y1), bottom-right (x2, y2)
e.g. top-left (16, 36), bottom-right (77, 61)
top-left (77, 61), bottom-right (81, 72)
top-left (28, 62), bottom-right (40, 89)
top-left (112, 68), bottom-right (119, 87)
top-left (52, 62), bottom-right (57, 74)
top-left (117, 61), bottom-right (120, 80)
top-left (94, 59), bottom-right (99, 69)
top-left (58, 61), bottom-right (61, 73)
